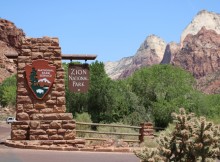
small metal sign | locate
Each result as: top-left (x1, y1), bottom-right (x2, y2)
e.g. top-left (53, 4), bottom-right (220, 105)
top-left (25, 59), bottom-right (56, 99)
top-left (68, 64), bottom-right (90, 93)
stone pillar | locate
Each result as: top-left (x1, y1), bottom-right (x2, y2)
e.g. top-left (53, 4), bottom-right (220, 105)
top-left (11, 37), bottom-right (78, 144)
top-left (16, 37), bottom-right (66, 119)
top-left (139, 122), bottom-right (154, 143)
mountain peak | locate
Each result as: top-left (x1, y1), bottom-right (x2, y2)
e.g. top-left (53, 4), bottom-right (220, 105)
top-left (181, 10), bottom-right (220, 46)
top-left (105, 35), bottom-right (166, 79)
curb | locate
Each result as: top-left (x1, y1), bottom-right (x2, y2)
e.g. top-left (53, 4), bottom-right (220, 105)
top-left (5, 140), bottom-right (141, 153)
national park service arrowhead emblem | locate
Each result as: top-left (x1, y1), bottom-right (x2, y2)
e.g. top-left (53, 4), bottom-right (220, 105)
top-left (25, 59), bottom-right (56, 99)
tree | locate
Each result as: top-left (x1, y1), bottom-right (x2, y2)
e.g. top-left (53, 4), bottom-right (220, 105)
top-left (88, 61), bottom-right (112, 123)
top-left (0, 75), bottom-right (16, 107)
top-left (129, 64), bottom-right (196, 127)
top-left (30, 67), bottom-right (38, 85)
top-left (64, 62), bottom-right (89, 116)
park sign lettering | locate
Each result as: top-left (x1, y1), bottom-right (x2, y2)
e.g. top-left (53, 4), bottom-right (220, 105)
top-left (25, 59), bottom-right (56, 99)
top-left (68, 64), bottom-right (89, 93)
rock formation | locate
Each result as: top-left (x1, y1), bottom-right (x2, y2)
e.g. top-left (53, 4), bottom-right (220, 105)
top-left (0, 18), bottom-right (25, 83)
top-left (105, 10), bottom-right (220, 94)
top-left (173, 27), bottom-right (220, 79)
top-left (160, 42), bottom-right (180, 64)
top-left (105, 35), bottom-right (166, 79)
top-left (181, 10), bottom-right (220, 46)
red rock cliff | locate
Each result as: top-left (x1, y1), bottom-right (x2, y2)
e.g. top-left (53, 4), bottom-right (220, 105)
top-left (0, 18), bottom-right (25, 83)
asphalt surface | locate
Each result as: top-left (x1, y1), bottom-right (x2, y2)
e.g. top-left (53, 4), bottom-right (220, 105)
top-left (1, 123), bottom-right (219, 162)
top-left (0, 123), bottom-right (139, 162)
top-left (0, 122), bottom-right (11, 144)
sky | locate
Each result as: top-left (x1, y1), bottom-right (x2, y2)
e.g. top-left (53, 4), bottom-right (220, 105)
top-left (0, 0), bottom-right (220, 63)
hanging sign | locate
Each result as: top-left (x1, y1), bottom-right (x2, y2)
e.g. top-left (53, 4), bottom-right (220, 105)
top-left (25, 59), bottom-right (56, 99)
top-left (68, 64), bottom-right (90, 93)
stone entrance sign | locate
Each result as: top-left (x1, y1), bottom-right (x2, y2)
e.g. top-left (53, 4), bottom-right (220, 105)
top-left (25, 59), bottom-right (56, 99)
top-left (68, 64), bottom-right (89, 93)
top-left (9, 37), bottom-right (85, 149)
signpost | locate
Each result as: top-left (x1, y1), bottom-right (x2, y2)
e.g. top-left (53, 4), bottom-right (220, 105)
top-left (68, 64), bottom-right (90, 93)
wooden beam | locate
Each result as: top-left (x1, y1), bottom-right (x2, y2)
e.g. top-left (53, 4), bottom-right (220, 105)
top-left (5, 53), bottom-right (97, 60)
top-left (76, 130), bottom-right (141, 136)
top-left (76, 122), bottom-right (141, 129)
top-left (75, 138), bottom-right (140, 143)
top-left (62, 54), bottom-right (97, 60)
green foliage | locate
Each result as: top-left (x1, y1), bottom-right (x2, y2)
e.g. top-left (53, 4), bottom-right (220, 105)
top-left (135, 108), bottom-right (220, 162)
top-left (64, 62), bottom-right (89, 115)
top-left (0, 75), bottom-right (16, 107)
top-left (128, 64), bottom-right (197, 127)
top-left (96, 122), bottom-right (137, 140)
top-left (30, 67), bottom-right (38, 85)
top-left (88, 61), bottom-right (113, 123)
top-left (64, 61), bottom-right (148, 125)
top-left (64, 62), bottom-right (220, 127)
top-left (75, 112), bottom-right (92, 137)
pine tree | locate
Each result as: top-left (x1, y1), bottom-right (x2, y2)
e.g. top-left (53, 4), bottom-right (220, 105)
top-left (30, 68), bottom-right (38, 86)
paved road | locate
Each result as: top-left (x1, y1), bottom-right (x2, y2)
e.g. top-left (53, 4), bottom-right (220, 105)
top-left (0, 122), bottom-right (11, 143)
top-left (0, 124), bottom-right (139, 162)
top-left (0, 146), bottom-right (139, 162)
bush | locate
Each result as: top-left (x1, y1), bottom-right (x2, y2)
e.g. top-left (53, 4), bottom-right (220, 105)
top-left (135, 108), bottom-right (220, 162)
top-left (0, 75), bottom-right (16, 107)
top-left (75, 112), bottom-right (92, 138)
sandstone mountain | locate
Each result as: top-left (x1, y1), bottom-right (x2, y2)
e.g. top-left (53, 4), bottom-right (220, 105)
top-left (0, 18), bottom-right (25, 83)
top-left (105, 35), bottom-right (166, 80)
top-left (173, 27), bottom-right (220, 79)
top-left (180, 10), bottom-right (220, 46)
top-left (105, 10), bottom-right (220, 94)
top-left (173, 27), bottom-right (220, 94)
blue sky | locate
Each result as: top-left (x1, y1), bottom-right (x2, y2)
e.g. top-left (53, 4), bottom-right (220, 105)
top-left (0, 0), bottom-right (219, 62)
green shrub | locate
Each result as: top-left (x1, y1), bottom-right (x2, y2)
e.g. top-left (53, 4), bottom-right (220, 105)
top-left (135, 108), bottom-right (220, 162)
top-left (0, 75), bottom-right (16, 107)
top-left (75, 112), bottom-right (92, 138)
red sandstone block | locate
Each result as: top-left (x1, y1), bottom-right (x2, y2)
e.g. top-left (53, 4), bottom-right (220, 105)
top-left (38, 135), bottom-right (49, 140)
top-left (40, 140), bottom-right (53, 145)
top-left (12, 121), bottom-right (29, 125)
top-left (62, 123), bottom-right (75, 129)
top-left (40, 108), bottom-right (54, 113)
top-left (29, 129), bottom-right (46, 135)
top-left (53, 140), bottom-right (66, 144)
top-left (18, 56), bottom-right (31, 63)
top-left (49, 121), bottom-right (62, 129)
top-left (11, 130), bottom-right (27, 140)
top-left (58, 113), bottom-right (73, 120)
top-left (30, 121), bottom-right (40, 129)
top-left (34, 103), bottom-right (46, 109)
top-left (57, 129), bottom-right (66, 135)
top-left (17, 112), bottom-right (30, 120)
top-left (23, 104), bottom-right (33, 109)
top-left (46, 129), bottom-right (57, 135)
top-left (49, 135), bottom-right (63, 140)
top-left (17, 96), bottom-right (32, 104)
top-left (46, 100), bottom-right (56, 105)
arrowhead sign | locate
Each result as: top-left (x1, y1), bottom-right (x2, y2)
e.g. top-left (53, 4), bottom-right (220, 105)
top-left (25, 59), bottom-right (56, 99)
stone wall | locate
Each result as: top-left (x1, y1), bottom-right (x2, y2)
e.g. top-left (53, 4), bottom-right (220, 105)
top-left (16, 37), bottom-right (66, 120)
top-left (11, 120), bottom-right (76, 141)
top-left (139, 122), bottom-right (154, 142)
top-left (10, 37), bottom-right (83, 147)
